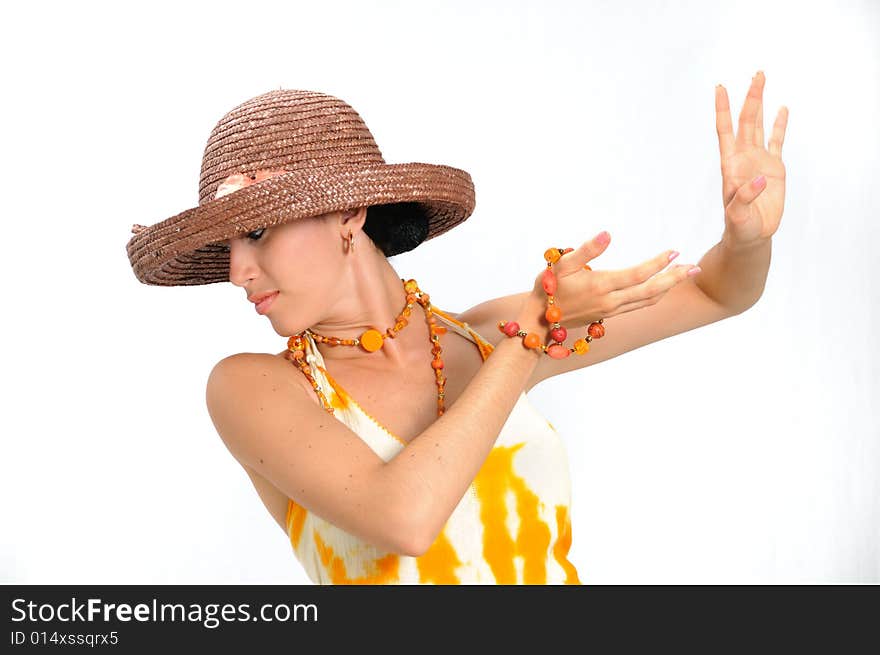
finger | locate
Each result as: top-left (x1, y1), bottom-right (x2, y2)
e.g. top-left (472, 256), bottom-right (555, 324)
top-left (724, 175), bottom-right (767, 226)
top-left (715, 84), bottom-right (735, 162)
top-left (598, 248), bottom-right (679, 292)
top-left (768, 105), bottom-right (789, 157)
top-left (605, 264), bottom-right (697, 312)
top-left (607, 292), bottom-right (668, 317)
top-left (736, 71), bottom-right (763, 150)
top-left (554, 231), bottom-right (611, 276)
top-left (754, 70), bottom-right (766, 149)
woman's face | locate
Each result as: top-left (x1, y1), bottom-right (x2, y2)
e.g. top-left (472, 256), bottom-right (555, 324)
top-left (225, 213), bottom-right (344, 336)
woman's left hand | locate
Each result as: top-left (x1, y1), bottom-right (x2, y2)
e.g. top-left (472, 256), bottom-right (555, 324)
top-left (716, 71), bottom-right (789, 249)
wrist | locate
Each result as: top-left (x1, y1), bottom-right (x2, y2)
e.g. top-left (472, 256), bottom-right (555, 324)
top-left (721, 231), bottom-right (772, 255)
top-left (514, 294), bottom-right (548, 337)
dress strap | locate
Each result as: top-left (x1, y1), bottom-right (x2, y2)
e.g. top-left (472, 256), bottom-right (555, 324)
top-left (431, 306), bottom-right (495, 362)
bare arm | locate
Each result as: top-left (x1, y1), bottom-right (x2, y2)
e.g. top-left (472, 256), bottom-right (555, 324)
top-left (206, 293), bottom-right (546, 557)
top-left (460, 274), bottom-right (737, 388)
top-left (459, 241), bottom-right (726, 387)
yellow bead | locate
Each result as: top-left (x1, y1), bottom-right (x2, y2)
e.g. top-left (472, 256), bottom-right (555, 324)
top-left (574, 338), bottom-right (590, 354)
top-left (404, 279), bottom-right (419, 293)
top-left (360, 329), bottom-right (384, 352)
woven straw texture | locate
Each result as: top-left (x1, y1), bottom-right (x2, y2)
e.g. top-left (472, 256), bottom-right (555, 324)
top-left (126, 89), bottom-right (476, 286)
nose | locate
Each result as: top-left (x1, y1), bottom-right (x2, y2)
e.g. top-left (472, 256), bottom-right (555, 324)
top-left (227, 240), bottom-right (260, 288)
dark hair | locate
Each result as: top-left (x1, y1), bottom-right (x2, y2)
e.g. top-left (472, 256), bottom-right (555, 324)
top-left (362, 202), bottom-right (430, 257)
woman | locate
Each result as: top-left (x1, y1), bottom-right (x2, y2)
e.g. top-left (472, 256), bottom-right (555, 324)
top-left (126, 75), bottom-right (788, 584)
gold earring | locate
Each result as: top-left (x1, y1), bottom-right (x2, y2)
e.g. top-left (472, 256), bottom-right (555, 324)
top-left (347, 230), bottom-right (355, 252)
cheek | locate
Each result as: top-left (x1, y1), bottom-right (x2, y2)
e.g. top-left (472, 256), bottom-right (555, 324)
top-left (268, 230), bottom-right (336, 290)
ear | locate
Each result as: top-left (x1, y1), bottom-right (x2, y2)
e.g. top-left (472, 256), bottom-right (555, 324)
top-left (337, 206), bottom-right (368, 236)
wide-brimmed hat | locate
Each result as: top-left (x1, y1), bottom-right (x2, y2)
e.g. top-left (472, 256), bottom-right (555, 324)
top-left (125, 89), bottom-right (476, 286)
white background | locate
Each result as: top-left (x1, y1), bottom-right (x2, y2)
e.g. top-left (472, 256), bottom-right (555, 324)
top-left (2, 0), bottom-right (878, 584)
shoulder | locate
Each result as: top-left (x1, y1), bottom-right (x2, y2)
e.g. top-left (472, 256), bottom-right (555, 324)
top-left (205, 352), bottom-right (311, 423)
top-left (206, 351), bottom-right (285, 388)
top-left (205, 351), bottom-right (317, 461)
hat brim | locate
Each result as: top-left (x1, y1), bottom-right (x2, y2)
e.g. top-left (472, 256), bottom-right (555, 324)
top-left (126, 162), bottom-right (475, 286)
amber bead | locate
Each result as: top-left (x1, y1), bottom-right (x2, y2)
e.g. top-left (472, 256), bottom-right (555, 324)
top-left (404, 279), bottom-right (419, 293)
top-left (573, 338), bottom-right (590, 354)
top-left (545, 305), bottom-right (562, 323)
top-left (543, 248), bottom-right (562, 264)
top-left (588, 322), bottom-right (606, 339)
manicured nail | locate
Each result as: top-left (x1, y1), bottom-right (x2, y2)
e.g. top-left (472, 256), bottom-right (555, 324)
top-left (596, 231), bottom-right (610, 245)
top-left (687, 266), bottom-right (702, 277)
top-left (668, 251), bottom-right (680, 262)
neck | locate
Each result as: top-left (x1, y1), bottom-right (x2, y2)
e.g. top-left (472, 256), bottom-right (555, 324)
top-left (308, 246), bottom-right (430, 369)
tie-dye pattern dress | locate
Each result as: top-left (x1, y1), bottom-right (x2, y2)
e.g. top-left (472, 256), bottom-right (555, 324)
top-left (285, 306), bottom-right (582, 585)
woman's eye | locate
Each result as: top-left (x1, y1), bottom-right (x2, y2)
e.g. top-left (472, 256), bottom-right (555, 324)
top-left (246, 228), bottom-right (266, 241)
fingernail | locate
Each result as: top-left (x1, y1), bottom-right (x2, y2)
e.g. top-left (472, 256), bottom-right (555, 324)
top-left (687, 266), bottom-right (702, 277)
top-left (668, 251), bottom-right (680, 262)
top-left (752, 175), bottom-right (766, 189)
top-left (596, 231), bottom-right (610, 245)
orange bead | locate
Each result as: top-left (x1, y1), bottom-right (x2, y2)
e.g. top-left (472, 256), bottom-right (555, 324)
top-left (523, 333), bottom-right (541, 349)
top-left (587, 323), bottom-right (606, 339)
top-left (583, 264), bottom-right (592, 271)
top-left (287, 335), bottom-right (305, 351)
top-left (574, 338), bottom-right (590, 354)
top-left (545, 305), bottom-right (562, 323)
top-left (360, 329), bottom-right (384, 352)
top-left (544, 248), bottom-right (562, 264)
top-left (404, 279), bottom-right (419, 293)
top-left (431, 359), bottom-right (444, 370)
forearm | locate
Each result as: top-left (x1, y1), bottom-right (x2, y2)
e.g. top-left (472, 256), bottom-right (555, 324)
top-left (388, 294), bottom-right (545, 552)
top-left (694, 235), bottom-right (772, 314)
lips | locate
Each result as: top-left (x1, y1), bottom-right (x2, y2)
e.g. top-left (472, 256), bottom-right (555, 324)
top-left (248, 290), bottom-right (278, 303)
top-left (254, 291), bottom-right (279, 315)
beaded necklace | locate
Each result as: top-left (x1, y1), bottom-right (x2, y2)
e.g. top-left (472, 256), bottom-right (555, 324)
top-left (285, 278), bottom-right (448, 416)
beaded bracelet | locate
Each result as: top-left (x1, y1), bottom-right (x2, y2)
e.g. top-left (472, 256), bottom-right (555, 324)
top-left (497, 247), bottom-right (605, 358)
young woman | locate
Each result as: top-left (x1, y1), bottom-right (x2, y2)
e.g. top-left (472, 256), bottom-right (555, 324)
top-left (126, 74), bottom-right (788, 584)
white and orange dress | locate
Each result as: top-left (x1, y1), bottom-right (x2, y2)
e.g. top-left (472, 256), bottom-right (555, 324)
top-left (285, 307), bottom-right (582, 584)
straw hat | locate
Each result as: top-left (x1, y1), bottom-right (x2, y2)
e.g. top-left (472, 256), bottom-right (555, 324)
top-left (125, 89), bottom-right (476, 286)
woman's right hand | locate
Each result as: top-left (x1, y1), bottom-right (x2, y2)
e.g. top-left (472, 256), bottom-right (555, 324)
top-left (529, 231), bottom-right (701, 327)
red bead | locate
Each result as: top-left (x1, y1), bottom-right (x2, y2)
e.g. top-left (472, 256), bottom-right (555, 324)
top-left (541, 268), bottom-right (557, 295)
top-left (547, 344), bottom-right (571, 359)
top-left (550, 326), bottom-right (567, 342)
top-left (502, 321), bottom-right (520, 337)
